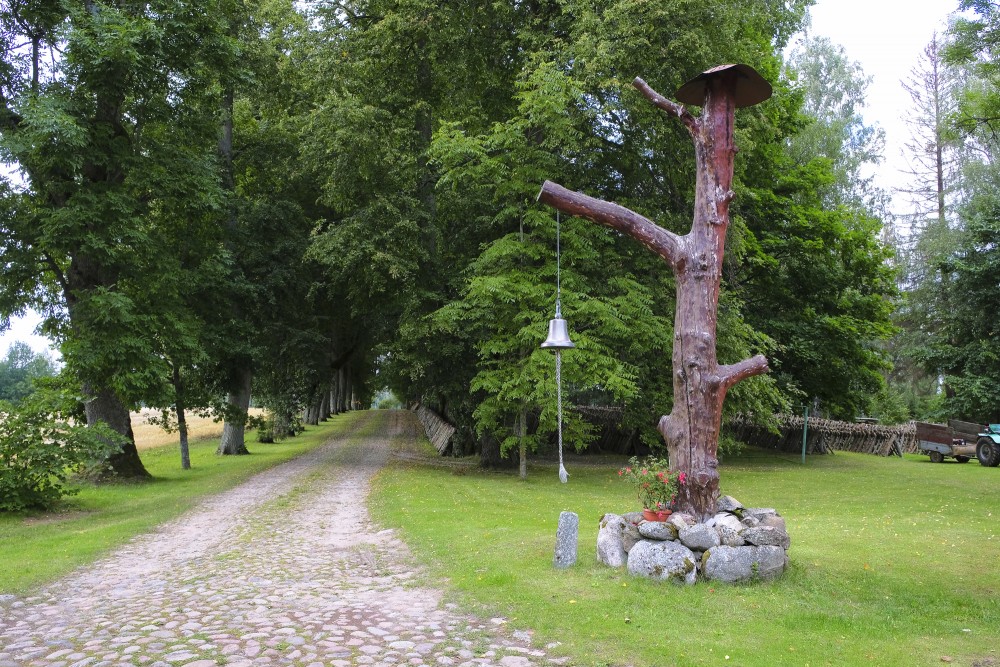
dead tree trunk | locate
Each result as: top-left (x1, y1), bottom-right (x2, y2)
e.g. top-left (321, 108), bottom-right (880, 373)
top-left (539, 68), bottom-right (770, 520)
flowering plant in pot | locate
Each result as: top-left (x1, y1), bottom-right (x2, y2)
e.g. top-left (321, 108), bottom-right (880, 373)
top-left (618, 455), bottom-right (686, 521)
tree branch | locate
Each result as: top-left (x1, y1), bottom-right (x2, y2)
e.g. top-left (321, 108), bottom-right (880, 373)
top-left (632, 77), bottom-right (697, 134)
top-left (718, 354), bottom-right (770, 390)
top-left (537, 180), bottom-right (685, 268)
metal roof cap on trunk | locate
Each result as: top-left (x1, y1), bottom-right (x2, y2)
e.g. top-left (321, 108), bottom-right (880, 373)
top-left (675, 63), bottom-right (772, 108)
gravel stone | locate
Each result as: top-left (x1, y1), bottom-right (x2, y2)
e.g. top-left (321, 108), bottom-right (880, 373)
top-left (0, 412), bottom-right (552, 667)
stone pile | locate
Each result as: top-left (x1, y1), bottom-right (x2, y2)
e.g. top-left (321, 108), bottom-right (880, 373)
top-left (596, 496), bottom-right (789, 584)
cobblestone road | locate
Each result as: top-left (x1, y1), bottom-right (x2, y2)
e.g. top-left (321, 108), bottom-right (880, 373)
top-left (0, 411), bottom-right (562, 667)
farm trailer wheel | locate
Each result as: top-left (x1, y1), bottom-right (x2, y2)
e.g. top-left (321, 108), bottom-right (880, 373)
top-left (955, 456), bottom-right (970, 463)
top-left (929, 450), bottom-right (944, 463)
top-left (977, 438), bottom-right (1000, 467)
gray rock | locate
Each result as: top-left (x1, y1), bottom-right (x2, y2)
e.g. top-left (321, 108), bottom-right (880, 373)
top-left (760, 514), bottom-right (787, 532)
top-left (741, 526), bottom-right (790, 550)
top-left (717, 495), bottom-right (744, 514)
top-left (667, 512), bottom-right (697, 531)
top-left (713, 513), bottom-right (743, 533)
top-left (596, 514), bottom-right (628, 568)
top-left (622, 521), bottom-right (642, 553)
top-left (637, 521), bottom-right (676, 541)
top-left (716, 525), bottom-right (745, 547)
top-left (744, 507), bottom-right (779, 521)
top-left (622, 511), bottom-right (645, 525)
top-left (740, 514), bottom-right (761, 529)
top-left (702, 545), bottom-right (787, 583)
top-left (626, 540), bottom-right (698, 585)
top-left (678, 523), bottom-right (721, 551)
top-left (553, 511), bottom-right (579, 569)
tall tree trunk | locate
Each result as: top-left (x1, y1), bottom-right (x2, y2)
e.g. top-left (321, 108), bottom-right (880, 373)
top-left (319, 385), bottom-right (330, 421)
top-left (83, 385), bottom-right (150, 479)
top-left (172, 364), bottom-right (190, 470)
top-left (218, 366), bottom-right (252, 455)
top-left (539, 70), bottom-right (770, 520)
top-left (518, 407), bottom-right (528, 480)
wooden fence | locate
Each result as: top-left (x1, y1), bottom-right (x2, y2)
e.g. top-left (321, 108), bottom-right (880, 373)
top-left (413, 403), bottom-right (456, 454)
top-left (727, 415), bottom-right (917, 456)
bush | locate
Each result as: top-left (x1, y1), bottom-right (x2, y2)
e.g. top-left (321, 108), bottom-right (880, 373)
top-left (0, 391), bottom-right (124, 512)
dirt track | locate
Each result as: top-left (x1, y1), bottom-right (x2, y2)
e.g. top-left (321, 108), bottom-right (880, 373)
top-left (0, 411), bottom-right (561, 667)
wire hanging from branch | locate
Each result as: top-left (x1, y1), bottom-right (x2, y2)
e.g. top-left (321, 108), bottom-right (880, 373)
top-left (556, 211), bottom-right (568, 484)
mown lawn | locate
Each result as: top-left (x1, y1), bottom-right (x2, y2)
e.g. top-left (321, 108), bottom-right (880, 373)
top-left (0, 415), bottom-right (352, 594)
top-left (371, 436), bottom-right (1000, 667)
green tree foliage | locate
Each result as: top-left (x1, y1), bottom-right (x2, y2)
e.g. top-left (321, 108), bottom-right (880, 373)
top-left (0, 1), bottom-right (236, 476)
top-left (0, 341), bottom-right (56, 403)
top-left (0, 387), bottom-right (123, 512)
top-left (785, 35), bottom-right (887, 210)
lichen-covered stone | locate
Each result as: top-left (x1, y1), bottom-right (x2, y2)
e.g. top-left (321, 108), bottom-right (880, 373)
top-left (596, 514), bottom-right (628, 567)
top-left (760, 514), bottom-right (787, 532)
top-left (667, 512), bottom-right (697, 532)
top-left (740, 514), bottom-right (761, 529)
top-left (638, 520), bottom-right (677, 541)
top-left (679, 523), bottom-right (721, 551)
top-left (702, 545), bottom-right (786, 583)
top-left (553, 511), bottom-right (579, 569)
top-left (744, 507), bottom-right (779, 521)
top-left (622, 521), bottom-right (642, 553)
top-left (716, 525), bottom-right (745, 547)
top-left (713, 513), bottom-right (743, 533)
top-left (626, 540), bottom-right (698, 585)
top-left (741, 526), bottom-right (790, 550)
top-left (622, 511), bottom-right (645, 525)
top-left (717, 495), bottom-right (744, 514)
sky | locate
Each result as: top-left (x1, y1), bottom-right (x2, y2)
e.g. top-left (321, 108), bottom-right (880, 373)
top-left (802, 0), bottom-right (959, 209)
top-left (0, 1), bottom-right (970, 358)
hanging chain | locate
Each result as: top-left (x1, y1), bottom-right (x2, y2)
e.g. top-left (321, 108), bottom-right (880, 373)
top-left (555, 211), bottom-right (561, 317)
top-left (557, 349), bottom-right (567, 483)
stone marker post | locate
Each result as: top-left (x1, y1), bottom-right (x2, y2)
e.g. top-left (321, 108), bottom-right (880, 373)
top-left (553, 511), bottom-right (579, 568)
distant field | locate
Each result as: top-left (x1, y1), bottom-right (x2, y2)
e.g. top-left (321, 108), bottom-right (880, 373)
top-left (131, 408), bottom-right (265, 450)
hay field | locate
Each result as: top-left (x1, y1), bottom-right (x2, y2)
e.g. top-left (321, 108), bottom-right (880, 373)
top-left (131, 408), bottom-right (264, 451)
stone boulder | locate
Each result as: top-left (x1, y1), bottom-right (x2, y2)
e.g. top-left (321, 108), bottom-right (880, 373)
top-left (760, 514), bottom-right (787, 532)
top-left (702, 545), bottom-right (786, 583)
top-left (713, 512), bottom-right (743, 533)
top-left (741, 526), bottom-right (791, 550)
top-left (679, 523), bottom-right (721, 551)
top-left (638, 520), bottom-right (676, 541)
top-left (622, 511), bottom-right (645, 525)
top-left (626, 540), bottom-right (698, 585)
top-left (596, 514), bottom-right (628, 567)
top-left (622, 521), bottom-right (642, 553)
top-left (717, 495), bottom-right (744, 514)
top-left (716, 525), bottom-right (745, 547)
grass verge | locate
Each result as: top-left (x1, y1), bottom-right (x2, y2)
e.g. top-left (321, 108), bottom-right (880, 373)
top-left (371, 431), bottom-right (1000, 667)
top-left (0, 414), bottom-right (353, 594)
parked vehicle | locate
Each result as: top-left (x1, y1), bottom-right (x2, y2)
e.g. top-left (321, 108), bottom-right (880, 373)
top-left (976, 424), bottom-right (1000, 467)
top-left (916, 421), bottom-right (977, 463)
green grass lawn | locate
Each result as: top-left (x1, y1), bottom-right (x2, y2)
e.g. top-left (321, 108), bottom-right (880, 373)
top-left (0, 414), bottom-right (354, 594)
top-left (371, 440), bottom-right (1000, 667)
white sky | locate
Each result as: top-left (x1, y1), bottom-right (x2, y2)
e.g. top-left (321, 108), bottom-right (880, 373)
top-left (802, 0), bottom-right (959, 214)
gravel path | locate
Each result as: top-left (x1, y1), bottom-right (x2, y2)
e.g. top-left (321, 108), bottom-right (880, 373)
top-left (0, 411), bottom-right (563, 667)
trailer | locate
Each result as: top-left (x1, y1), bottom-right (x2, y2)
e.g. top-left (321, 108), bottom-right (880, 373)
top-left (915, 421), bottom-right (978, 463)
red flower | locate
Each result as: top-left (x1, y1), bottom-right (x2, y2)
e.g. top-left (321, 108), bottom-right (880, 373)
top-left (678, 472), bottom-right (687, 485)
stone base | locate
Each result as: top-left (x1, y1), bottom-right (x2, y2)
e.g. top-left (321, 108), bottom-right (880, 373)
top-left (596, 496), bottom-right (789, 584)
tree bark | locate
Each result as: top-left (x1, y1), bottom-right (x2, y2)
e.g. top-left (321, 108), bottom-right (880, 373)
top-left (518, 407), bottom-right (528, 480)
top-left (218, 366), bottom-right (252, 455)
top-left (83, 385), bottom-right (150, 479)
top-left (539, 73), bottom-right (769, 520)
top-left (172, 364), bottom-right (190, 470)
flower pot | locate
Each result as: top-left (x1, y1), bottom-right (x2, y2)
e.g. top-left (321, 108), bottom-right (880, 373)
top-left (642, 508), bottom-right (672, 522)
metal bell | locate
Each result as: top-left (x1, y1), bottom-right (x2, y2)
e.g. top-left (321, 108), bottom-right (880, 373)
top-left (541, 317), bottom-right (575, 350)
